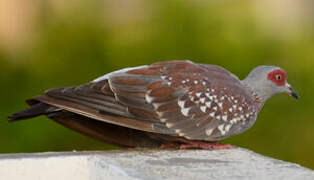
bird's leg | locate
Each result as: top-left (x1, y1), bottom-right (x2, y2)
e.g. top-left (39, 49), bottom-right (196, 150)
top-left (159, 142), bottom-right (180, 149)
top-left (179, 141), bottom-right (233, 150)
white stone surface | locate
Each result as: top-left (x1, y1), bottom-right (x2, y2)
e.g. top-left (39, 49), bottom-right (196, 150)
top-left (0, 148), bottom-right (313, 180)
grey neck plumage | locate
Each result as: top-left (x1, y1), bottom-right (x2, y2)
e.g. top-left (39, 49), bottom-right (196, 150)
top-left (241, 77), bottom-right (271, 111)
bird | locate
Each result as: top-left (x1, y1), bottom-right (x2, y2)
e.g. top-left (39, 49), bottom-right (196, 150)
top-left (9, 60), bottom-right (299, 150)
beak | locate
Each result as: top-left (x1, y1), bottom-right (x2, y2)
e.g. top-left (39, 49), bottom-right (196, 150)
top-left (286, 83), bottom-right (299, 99)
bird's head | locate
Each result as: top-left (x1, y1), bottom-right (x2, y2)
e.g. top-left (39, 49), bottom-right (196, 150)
top-left (243, 66), bottom-right (299, 102)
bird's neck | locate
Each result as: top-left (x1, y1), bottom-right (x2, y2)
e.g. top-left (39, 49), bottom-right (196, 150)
top-left (241, 78), bottom-right (270, 111)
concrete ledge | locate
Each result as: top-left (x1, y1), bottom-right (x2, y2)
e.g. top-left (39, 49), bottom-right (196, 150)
top-left (0, 148), bottom-right (313, 180)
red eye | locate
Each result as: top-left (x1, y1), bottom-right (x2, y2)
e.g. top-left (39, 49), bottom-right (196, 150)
top-left (267, 69), bottom-right (286, 86)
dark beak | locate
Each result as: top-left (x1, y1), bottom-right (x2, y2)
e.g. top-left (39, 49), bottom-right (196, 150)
top-left (287, 83), bottom-right (299, 99)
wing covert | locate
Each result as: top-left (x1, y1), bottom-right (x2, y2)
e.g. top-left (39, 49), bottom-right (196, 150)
top-left (108, 60), bottom-right (257, 141)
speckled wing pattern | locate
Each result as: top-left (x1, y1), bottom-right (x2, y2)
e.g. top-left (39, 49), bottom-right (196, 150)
top-left (34, 60), bottom-right (258, 141)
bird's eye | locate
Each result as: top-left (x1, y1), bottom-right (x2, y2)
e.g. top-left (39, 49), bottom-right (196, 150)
top-left (275, 74), bottom-right (282, 81)
top-left (267, 69), bottom-right (286, 86)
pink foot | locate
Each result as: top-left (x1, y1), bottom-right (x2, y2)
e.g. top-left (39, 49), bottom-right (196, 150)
top-left (160, 140), bottom-right (233, 150)
top-left (179, 141), bottom-right (233, 150)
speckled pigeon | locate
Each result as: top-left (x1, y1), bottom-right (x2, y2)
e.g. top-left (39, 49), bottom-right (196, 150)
top-left (9, 60), bottom-right (299, 149)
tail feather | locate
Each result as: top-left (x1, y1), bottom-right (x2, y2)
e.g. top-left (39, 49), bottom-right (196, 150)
top-left (8, 103), bottom-right (58, 122)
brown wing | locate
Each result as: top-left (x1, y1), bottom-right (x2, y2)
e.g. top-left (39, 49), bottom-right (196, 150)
top-left (33, 79), bottom-right (175, 135)
top-left (107, 60), bottom-right (257, 141)
top-left (34, 60), bottom-right (257, 141)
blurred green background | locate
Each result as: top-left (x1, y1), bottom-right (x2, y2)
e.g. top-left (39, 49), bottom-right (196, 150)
top-left (0, 0), bottom-right (313, 169)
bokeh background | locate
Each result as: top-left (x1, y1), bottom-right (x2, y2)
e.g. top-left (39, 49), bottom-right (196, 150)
top-left (0, 0), bottom-right (313, 169)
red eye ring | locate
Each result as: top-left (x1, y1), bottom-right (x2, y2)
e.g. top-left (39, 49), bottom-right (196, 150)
top-left (267, 69), bottom-right (286, 86)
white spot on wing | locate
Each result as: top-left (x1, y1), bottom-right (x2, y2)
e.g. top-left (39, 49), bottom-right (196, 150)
top-left (218, 124), bottom-right (226, 135)
top-left (160, 118), bottom-right (167, 123)
top-left (200, 106), bottom-right (207, 113)
top-left (175, 129), bottom-right (181, 133)
top-left (200, 97), bottom-right (206, 104)
top-left (166, 123), bottom-right (173, 128)
top-left (206, 129), bottom-right (213, 136)
top-left (178, 100), bottom-right (185, 108)
top-left (196, 92), bottom-right (202, 97)
top-left (181, 107), bottom-right (191, 117)
top-left (230, 117), bottom-right (240, 124)
top-left (145, 92), bottom-right (154, 103)
top-left (222, 115), bottom-right (228, 121)
top-left (152, 103), bottom-right (162, 109)
top-left (156, 111), bottom-right (163, 117)
top-left (209, 112), bottom-right (215, 117)
top-left (205, 101), bottom-right (212, 108)
top-left (218, 102), bottom-right (223, 108)
top-left (225, 124), bottom-right (232, 132)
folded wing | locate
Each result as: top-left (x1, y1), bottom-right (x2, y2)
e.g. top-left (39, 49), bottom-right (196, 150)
top-left (33, 60), bottom-right (255, 141)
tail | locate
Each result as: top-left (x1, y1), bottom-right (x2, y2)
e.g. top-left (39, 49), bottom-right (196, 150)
top-left (8, 102), bottom-right (58, 122)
